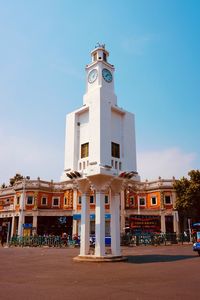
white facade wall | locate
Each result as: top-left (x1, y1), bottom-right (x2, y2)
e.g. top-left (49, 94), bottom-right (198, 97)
top-left (61, 46), bottom-right (138, 180)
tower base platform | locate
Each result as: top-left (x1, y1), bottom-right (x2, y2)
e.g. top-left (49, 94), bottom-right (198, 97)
top-left (73, 255), bottom-right (128, 262)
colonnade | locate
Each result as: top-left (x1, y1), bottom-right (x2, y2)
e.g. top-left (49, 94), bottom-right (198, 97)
top-left (80, 190), bottom-right (121, 257)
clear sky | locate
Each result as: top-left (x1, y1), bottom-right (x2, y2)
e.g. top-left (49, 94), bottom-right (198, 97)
top-left (0, 0), bottom-right (199, 184)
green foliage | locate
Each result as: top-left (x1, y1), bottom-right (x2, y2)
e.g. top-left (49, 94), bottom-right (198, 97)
top-left (9, 173), bottom-right (24, 186)
top-left (174, 170), bottom-right (200, 219)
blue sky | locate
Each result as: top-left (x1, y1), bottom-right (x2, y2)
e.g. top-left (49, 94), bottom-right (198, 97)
top-left (0, 0), bottom-right (199, 184)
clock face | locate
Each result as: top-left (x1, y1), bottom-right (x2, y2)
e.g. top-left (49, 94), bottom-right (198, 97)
top-left (88, 69), bottom-right (98, 83)
top-left (102, 68), bottom-right (112, 83)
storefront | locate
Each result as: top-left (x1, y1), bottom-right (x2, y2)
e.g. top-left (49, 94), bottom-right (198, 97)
top-left (37, 216), bottom-right (73, 236)
top-left (127, 215), bottom-right (161, 234)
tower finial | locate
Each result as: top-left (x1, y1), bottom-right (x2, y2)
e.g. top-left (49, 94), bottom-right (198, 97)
top-left (95, 42), bottom-right (105, 49)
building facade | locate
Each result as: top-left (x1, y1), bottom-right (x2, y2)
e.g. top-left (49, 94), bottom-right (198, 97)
top-left (0, 177), bottom-right (179, 239)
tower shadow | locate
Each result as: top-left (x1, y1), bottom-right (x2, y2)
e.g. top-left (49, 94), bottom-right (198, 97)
top-left (125, 254), bottom-right (198, 264)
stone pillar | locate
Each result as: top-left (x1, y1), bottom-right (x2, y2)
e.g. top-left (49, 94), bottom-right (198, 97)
top-left (18, 213), bottom-right (25, 236)
top-left (120, 190), bottom-right (125, 234)
top-left (95, 191), bottom-right (105, 257)
top-left (161, 213), bottom-right (166, 233)
top-left (18, 185), bottom-right (26, 237)
top-left (73, 189), bottom-right (78, 210)
top-left (33, 215), bottom-right (37, 235)
top-left (110, 193), bottom-right (121, 256)
top-left (80, 193), bottom-right (90, 256)
top-left (173, 210), bottom-right (180, 234)
top-left (10, 215), bottom-right (15, 238)
top-left (72, 189), bottom-right (78, 237)
top-left (72, 220), bottom-right (78, 237)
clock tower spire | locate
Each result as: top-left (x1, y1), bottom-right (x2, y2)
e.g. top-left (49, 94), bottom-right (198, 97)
top-left (83, 43), bottom-right (117, 106)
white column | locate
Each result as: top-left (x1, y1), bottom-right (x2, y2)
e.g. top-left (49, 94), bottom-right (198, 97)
top-left (161, 213), bottom-right (166, 233)
top-left (33, 215), bottom-right (37, 235)
top-left (120, 190), bottom-right (125, 234)
top-left (18, 181), bottom-right (26, 237)
top-left (137, 193), bottom-right (140, 215)
top-left (72, 220), bottom-right (78, 237)
top-left (173, 211), bottom-right (179, 234)
top-left (95, 191), bottom-right (105, 257)
top-left (18, 213), bottom-right (25, 236)
top-left (72, 189), bottom-right (78, 237)
top-left (73, 189), bottom-right (78, 210)
top-left (110, 193), bottom-right (121, 256)
top-left (10, 215), bottom-right (15, 238)
top-left (80, 193), bottom-right (90, 256)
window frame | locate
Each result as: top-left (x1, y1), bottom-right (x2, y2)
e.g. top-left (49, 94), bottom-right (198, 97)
top-left (111, 142), bottom-right (120, 158)
top-left (164, 195), bottom-right (172, 205)
top-left (81, 142), bottom-right (89, 159)
top-left (78, 196), bottom-right (82, 204)
top-left (151, 196), bottom-right (157, 206)
top-left (139, 197), bottom-right (146, 206)
top-left (52, 197), bottom-right (60, 207)
top-left (130, 196), bottom-right (135, 206)
top-left (16, 196), bottom-right (20, 205)
top-left (27, 196), bottom-right (34, 205)
top-left (90, 195), bottom-right (95, 204)
top-left (41, 197), bottom-right (47, 206)
top-left (105, 195), bottom-right (109, 204)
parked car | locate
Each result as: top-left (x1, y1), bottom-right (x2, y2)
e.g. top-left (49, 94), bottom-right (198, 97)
top-left (193, 231), bottom-right (200, 256)
top-left (193, 242), bottom-right (200, 256)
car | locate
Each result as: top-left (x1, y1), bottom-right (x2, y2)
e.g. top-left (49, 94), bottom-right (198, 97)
top-left (193, 242), bottom-right (200, 256)
top-left (193, 232), bottom-right (200, 256)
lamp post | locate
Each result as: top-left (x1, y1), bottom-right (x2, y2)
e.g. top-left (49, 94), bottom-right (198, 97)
top-left (6, 221), bottom-right (10, 246)
top-left (188, 218), bottom-right (192, 242)
top-left (18, 176), bottom-right (30, 237)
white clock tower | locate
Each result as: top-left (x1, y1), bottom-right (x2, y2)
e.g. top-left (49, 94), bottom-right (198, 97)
top-left (61, 44), bottom-right (139, 261)
top-left (61, 44), bottom-right (137, 179)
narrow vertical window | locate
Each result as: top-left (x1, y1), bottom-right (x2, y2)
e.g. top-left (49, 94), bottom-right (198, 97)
top-left (105, 195), bottom-right (109, 204)
top-left (90, 196), bottom-right (94, 204)
top-left (130, 196), bottom-right (134, 206)
top-left (42, 197), bottom-right (47, 206)
top-left (151, 197), bottom-right (157, 205)
top-left (111, 142), bottom-right (120, 158)
top-left (81, 143), bottom-right (89, 158)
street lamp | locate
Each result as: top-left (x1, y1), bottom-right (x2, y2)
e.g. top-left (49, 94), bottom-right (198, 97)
top-left (18, 176), bottom-right (30, 237)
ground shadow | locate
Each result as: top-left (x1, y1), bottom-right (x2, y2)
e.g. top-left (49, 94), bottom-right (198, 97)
top-left (125, 254), bottom-right (198, 264)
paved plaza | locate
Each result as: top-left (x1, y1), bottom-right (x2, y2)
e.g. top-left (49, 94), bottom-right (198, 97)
top-left (0, 244), bottom-right (199, 300)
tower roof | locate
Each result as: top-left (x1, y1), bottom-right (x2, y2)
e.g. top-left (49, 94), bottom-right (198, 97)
top-left (90, 43), bottom-right (109, 62)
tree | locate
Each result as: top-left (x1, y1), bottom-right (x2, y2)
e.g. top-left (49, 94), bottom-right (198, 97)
top-left (9, 173), bottom-right (24, 186)
top-left (174, 169), bottom-right (200, 231)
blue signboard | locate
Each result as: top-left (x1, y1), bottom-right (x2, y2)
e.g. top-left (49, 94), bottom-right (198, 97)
top-left (73, 214), bottom-right (111, 220)
top-left (23, 223), bottom-right (32, 229)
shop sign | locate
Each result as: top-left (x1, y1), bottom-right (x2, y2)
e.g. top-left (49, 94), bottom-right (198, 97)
top-left (23, 223), bottom-right (32, 229)
top-left (73, 213), bottom-right (111, 220)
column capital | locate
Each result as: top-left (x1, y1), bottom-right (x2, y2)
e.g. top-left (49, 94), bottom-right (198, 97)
top-left (76, 178), bottom-right (91, 194)
top-left (110, 178), bottom-right (124, 194)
